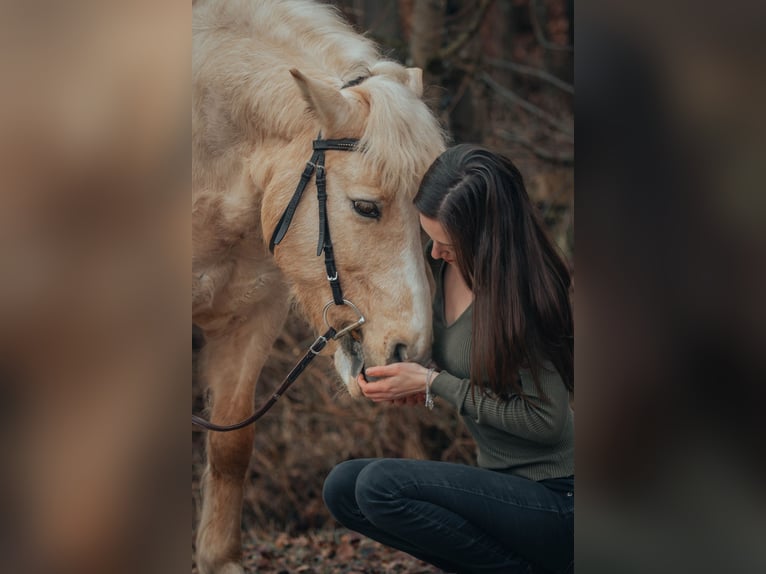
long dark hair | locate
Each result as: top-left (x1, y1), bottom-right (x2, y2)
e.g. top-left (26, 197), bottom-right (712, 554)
top-left (414, 144), bottom-right (573, 398)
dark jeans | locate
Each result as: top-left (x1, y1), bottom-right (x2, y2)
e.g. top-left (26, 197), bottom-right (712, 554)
top-left (322, 458), bottom-right (573, 574)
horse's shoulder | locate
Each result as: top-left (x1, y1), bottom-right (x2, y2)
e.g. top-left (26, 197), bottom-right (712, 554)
top-left (193, 250), bottom-right (284, 328)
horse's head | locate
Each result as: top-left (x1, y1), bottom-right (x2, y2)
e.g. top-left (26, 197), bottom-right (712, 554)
top-left (258, 63), bottom-right (445, 396)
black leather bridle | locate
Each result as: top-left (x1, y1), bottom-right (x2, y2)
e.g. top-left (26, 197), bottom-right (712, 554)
top-left (192, 133), bottom-right (366, 432)
top-left (269, 135), bottom-right (358, 306)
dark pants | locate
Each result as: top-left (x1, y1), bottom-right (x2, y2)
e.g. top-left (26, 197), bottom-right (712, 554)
top-left (322, 458), bottom-right (573, 574)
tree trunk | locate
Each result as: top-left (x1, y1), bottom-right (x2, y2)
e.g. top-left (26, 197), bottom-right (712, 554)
top-left (410, 0), bottom-right (446, 111)
top-left (354, 0), bottom-right (404, 60)
top-left (440, 0), bottom-right (485, 143)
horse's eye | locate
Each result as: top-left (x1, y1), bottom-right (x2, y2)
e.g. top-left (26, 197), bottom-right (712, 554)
top-left (352, 200), bottom-right (380, 219)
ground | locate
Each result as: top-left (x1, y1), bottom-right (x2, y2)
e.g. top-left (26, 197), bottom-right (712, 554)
top-left (191, 527), bottom-right (442, 573)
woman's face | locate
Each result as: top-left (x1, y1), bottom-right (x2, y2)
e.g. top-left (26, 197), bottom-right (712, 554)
top-left (419, 215), bottom-right (456, 264)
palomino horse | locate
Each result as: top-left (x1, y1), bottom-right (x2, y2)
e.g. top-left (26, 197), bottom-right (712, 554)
top-left (193, 1), bottom-right (445, 572)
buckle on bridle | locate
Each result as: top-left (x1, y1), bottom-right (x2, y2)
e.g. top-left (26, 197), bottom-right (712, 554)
top-left (306, 161), bottom-right (325, 174)
top-left (309, 334), bottom-right (329, 355)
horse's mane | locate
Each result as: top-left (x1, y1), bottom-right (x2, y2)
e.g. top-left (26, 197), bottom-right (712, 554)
top-left (357, 66), bottom-right (446, 196)
top-left (193, 0), bottom-right (445, 196)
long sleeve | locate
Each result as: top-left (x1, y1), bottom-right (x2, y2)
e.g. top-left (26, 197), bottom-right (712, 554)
top-left (431, 365), bottom-right (570, 445)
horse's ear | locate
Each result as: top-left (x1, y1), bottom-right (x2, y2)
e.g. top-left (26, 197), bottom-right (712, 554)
top-left (405, 67), bottom-right (423, 98)
top-left (290, 68), bottom-right (351, 132)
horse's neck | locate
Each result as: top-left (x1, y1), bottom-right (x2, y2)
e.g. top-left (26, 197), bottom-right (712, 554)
top-left (193, 130), bottom-right (313, 247)
top-left (192, 134), bottom-right (311, 330)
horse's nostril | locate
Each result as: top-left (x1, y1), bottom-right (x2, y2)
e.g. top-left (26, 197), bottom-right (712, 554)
top-left (393, 343), bottom-right (408, 363)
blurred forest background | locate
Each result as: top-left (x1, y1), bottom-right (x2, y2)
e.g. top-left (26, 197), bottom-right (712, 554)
top-left (193, 0), bottom-right (572, 570)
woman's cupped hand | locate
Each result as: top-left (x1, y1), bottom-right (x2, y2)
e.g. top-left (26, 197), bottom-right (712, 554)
top-left (357, 362), bottom-right (433, 406)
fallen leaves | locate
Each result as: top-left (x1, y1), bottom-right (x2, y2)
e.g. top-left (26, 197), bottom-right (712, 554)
top-left (194, 527), bottom-right (442, 574)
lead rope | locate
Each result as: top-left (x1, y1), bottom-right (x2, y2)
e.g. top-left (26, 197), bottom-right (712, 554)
top-left (191, 327), bottom-right (336, 432)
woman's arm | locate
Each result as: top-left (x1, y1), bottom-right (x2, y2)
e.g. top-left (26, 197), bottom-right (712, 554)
top-left (361, 362), bottom-right (570, 445)
top-left (431, 367), bottom-right (570, 445)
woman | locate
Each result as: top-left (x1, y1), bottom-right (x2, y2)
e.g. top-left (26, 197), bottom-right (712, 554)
top-left (323, 144), bottom-right (574, 573)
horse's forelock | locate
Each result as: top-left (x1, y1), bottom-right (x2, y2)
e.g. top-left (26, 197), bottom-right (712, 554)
top-left (356, 76), bottom-right (447, 198)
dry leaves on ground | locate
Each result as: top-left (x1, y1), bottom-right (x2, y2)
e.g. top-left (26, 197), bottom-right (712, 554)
top-left (192, 527), bottom-right (442, 574)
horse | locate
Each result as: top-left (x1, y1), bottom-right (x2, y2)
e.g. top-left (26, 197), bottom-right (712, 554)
top-left (192, 1), bottom-right (446, 572)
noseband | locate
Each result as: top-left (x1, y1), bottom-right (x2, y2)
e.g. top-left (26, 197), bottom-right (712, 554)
top-left (192, 134), bottom-right (365, 432)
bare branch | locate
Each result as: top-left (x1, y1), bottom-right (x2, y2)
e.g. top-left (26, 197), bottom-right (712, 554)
top-left (487, 59), bottom-right (574, 95)
top-left (439, 0), bottom-right (493, 61)
top-left (496, 129), bottom-right (574, 166)
top-left (443, 69), bottom-right (474, 118)
top-left (530, 0), bottom-right (573, 53)
top-left (480, 72), bottom-right (573, 138)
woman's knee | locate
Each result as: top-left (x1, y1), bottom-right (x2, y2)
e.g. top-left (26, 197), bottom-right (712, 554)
top-left (354, 459), bottom-right (412, 522)
top-left (323, 458), bottom-right (374, 520)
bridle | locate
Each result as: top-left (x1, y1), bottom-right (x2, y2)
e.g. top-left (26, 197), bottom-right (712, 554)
top-left (192, 133), bottom-right (365, 432)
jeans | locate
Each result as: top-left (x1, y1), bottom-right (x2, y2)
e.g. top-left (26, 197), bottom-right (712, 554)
top-left (322, 458), bottom-right (574, 574)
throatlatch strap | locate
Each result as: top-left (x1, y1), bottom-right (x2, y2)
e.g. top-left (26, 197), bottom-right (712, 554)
top-left (269, 149), bottom-right (321, 252)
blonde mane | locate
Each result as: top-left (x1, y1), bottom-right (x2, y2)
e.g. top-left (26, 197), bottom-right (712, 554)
top-left (193, 0), bottom-right (445, 195)
top-left (357, 66), bottom-right (446, 196)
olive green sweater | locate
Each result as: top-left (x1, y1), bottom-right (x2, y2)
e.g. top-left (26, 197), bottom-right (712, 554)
top-left (427, 250), bottom-right (574, 481)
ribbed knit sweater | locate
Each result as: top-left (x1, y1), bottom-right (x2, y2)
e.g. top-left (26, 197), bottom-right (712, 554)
top-left (427, 248), bottom-right (574, 481)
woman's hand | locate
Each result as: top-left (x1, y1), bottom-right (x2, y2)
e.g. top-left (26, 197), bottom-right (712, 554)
top-left (357, 362), bottom-right (434, 403)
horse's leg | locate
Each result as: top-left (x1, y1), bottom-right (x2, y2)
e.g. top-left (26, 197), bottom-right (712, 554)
top-left (195, 298), bottom-right (289, 574)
